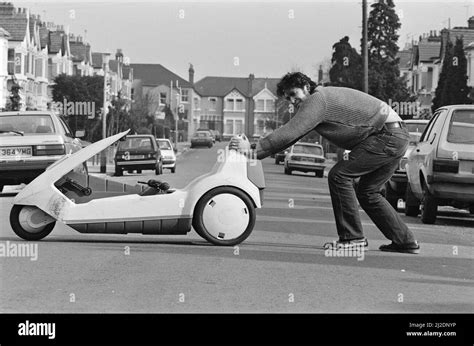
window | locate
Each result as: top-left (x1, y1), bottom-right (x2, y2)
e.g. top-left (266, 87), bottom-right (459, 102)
top-left (235, 99), bottom-right (244, 111)
top-left (15, 53), bottom-right (22, 74)
top-left (256, 100), bottom-right (265, 111)
top-left (225, 98), bottom-right (234, 110)
top-left (208, 97), bottom-right (217, 110)
top-left (7, 49), bottom-right (15, 75)
top-left (181, 89), bottom-right (189, 103)
top-left (225, 119), bottom-right (233, 134)
top-left (421, 110), bottom-right (445, 143)
top-left (235, 119), bottom-right (243, 134)
top-left (193, 97), bottom-right (200, 110)
top-left (35, 58), bottom-right (43, 78)
top-left (256, 119), bottom-right (265, 135)
top-left (225, 98), bottom-right (244, 111)
top-left (159, 92), bottom-right (167, 105)
top-left (447, 109), bottom-right (474, 144)
top-left (266, 100), bottom-right (275, 112)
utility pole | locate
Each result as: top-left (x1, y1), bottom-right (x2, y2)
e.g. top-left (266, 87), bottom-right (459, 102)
top-left (362, 0), bottom-right (369, 94)
top-left (100, 60), bottom-right (109, 173)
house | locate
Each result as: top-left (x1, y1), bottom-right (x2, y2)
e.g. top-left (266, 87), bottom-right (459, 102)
top-left (69, 34), bottom-right (93, 76)
top-left (0, 26), bottom-right (10, 110)
top-left (130, 63), bottom-right (197, 141)
top-left (194, 74), bottom-right (280, 140)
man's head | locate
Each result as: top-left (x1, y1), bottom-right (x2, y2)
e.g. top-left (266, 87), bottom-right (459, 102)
top-left (276, 72), bottom-right (317, 105)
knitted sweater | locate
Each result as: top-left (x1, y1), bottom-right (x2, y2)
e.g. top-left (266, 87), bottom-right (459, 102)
top-left (257, 86), bottom-right (391, 160)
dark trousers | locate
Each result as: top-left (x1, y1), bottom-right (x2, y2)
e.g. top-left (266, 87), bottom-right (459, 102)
top-left (328, 127), bottom-right (416, 245)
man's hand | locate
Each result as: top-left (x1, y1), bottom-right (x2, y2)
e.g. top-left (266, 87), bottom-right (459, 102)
top-left (229, 134), bottom-right (250, 153)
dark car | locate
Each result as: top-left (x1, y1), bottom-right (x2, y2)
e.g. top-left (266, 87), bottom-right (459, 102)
top-left (190, 131), bottom-right (213, 148)
top-left (114, 135), bottom-right (163, 176)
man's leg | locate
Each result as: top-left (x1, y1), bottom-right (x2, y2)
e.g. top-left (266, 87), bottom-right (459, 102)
top-left (356, 161), bottom-right (417, 245)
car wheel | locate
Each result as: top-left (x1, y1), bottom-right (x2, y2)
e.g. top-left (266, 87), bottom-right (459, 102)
top-left (405, 183), bottom-right (420, 216)
top-left (316, 170), bottom-right (324, 178)
top-left (192, 187), bottom-right (256, 246)
top-left (385, 183), bottom-right (399, 211)
top-left (284, 167), bottom-right (291, 175)
top-left (115, 167), bottom-right (123, 176)
top-left (171, 166), bottom-right (176, 174)
top-left (155, 162), bottom-right (163, 175)
top-left (275, 157), bottom-right (280, 165)
top-left (421, 183), bottom-right (437, 224)
top-left (10, 205), bottom-right (56, 241)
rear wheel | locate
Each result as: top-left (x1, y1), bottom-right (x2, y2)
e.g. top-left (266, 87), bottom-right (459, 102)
top-left (155, 162), bottom-right (163, 175)
top-left (115, 167), bottom-right (123, 176)
top-left (137, 169), bottom-right (142, 174)
top-left (421, 183), bottom-right (437, 224)
top-left (315, 170), bottom-right (324, 178)
top-left (385, 183), bottom-right (399, 211)
top-left (192, 187), bottom-right (256, 246)
top-left (275, 157), bottom-right (280, 165)
top-left (405, 183), bottom-right (420, 216)
top-left (171, 166), bottom-right (176, 173)
top-left (284, 167), bottom-right (292, 175)
top-left (10, 205), bottom-right (56, 241)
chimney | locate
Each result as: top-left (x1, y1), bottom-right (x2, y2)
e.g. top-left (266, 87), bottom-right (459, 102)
top-left (188, 63), bottom-right (194, 85)
top-left (469, 16), bottom-right (474, 29)
top-left (115, 48), bottom-right (123, 62)
top-left (318, 65), bottom-right (323, 84)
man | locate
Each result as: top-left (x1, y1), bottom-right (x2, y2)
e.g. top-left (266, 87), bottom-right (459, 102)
top-left (230, 72), bottom-right (419, 254)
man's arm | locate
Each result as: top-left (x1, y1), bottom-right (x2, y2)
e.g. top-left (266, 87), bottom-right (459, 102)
top-left (256, 91), bottom-right (327, 160)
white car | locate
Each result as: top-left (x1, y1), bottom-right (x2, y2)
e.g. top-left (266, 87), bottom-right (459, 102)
top-left (0, 111), bottom-right (84, 192)
top-left (284, 142), bottom-right (326, 177)
top-left (156, 138), bottom-right (176, 173)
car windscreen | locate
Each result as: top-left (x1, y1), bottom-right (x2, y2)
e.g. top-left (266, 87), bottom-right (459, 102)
top-left (447, 110), bottom-right (474, 144)
top-left (157, 140), bottom-right (172, 150)
top-left (118, 137), bottom-right (153, 150)
top-left (293, 144), bottom-right (322, 156)
top-left (0, 115), bottom-right (55, 134)
top-left (406, 123), bottom-right (428, 134)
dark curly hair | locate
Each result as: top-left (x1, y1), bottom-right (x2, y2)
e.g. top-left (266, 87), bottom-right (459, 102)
top-left (276, 72), bottom-right (317, 98)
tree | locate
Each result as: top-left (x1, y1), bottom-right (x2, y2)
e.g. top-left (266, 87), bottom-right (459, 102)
top-left (432, 40), bottom-right (454, 112)
top-left (5, 80), bottom-right (22, 111)
top-left (366, 0), bottom-right (412, 103)
top-left (328, 36), bottom-right (363, 90)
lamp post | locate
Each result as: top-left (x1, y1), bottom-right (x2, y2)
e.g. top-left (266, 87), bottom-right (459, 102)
top-left (362, 0), bottom-right (369, 93)
top-left (100, 61), bottom-right (109, 173)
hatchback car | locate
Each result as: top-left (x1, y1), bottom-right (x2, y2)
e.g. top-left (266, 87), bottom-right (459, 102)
top-left (190, 131), bottom-right (213, 148)
top-left (114, 135), bottom-right (163, 176)
top-left (405, 105), bottom-right (474, 223)
top-left (284, 142), bottom-right (326, 177)
top-left (156, 138), bottom-right (176, 173)
top-left (384, 119), bottom-right (429, 210)
top-left (0, 111), bottom-right (84, 192)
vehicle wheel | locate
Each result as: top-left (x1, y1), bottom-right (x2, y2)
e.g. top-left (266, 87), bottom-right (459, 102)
top-left (115, 167), bottom-right (123, 176)
top-left (171, 166), bottom-right (176, 174)
top-left (208, 143), bottom-right (213, 148)
top-left (10, 205), bottom-right (56, 241)
top-left (192, 186), bottom-right (256, 246)
top-left (275, 157), bottom-right (280, 165)
top-left (421, 183), bottom-right (437, 224)
top-left (284, 167), bottom-right (291, 175)
top-left (385, 183), bottom-right (399, 211)
top-left (316, 170), bottom-right (324, 178)
top-left (155, 162), bottom-right (163, 175)
top-left (469, 206), bottom-right (474, 215)
top-left (405, 183), bottom-right (420, 216)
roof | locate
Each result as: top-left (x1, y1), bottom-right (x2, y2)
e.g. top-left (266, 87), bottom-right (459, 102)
top-left (70, 42), bottom-right (90, 63)
top-left (38, 25), bottom-right (49, 49)
top-left (91, 52), bottom-right (105, 68)
top-left (0, 16), bottom-right (28, 41)
top-left (397, 50), bottom-right (412, 69)
top-left (130, 64), bottom-right (192, 88)
top-left (448, 28), bottom-right (474, 49)
top-left (418, 41), bottom-right (441, 62)
top-left (194, 76), bottom-right (280, 97)
top-left (0, 26), bottom-right (11, 38)
top-left (48, 31), bottom-right (64, 54)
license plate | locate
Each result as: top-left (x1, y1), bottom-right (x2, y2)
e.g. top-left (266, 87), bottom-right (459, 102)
top-left (0, 146), bottom-right (33, 159)
top-left (129, 155), bottom-right (145, 160)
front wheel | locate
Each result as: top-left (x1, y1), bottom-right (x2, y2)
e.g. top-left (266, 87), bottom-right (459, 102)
top-left (284, 167), bottom-right (291, 175)
top-left (171, 166), bottom-right (176, 173)
top-left (192, 187), bottom-right (256, 246)
top-left (405, 183), bottom-right (420, 216)
top-left (10, 205), bottom-right (56, 241)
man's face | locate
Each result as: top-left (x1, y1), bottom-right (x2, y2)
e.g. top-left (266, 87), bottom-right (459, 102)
top-left (285, 86), bottom-right (310, 106)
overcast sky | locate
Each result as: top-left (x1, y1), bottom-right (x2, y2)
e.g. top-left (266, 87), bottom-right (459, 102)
top-left (14, 0), bottom-right (474, 82)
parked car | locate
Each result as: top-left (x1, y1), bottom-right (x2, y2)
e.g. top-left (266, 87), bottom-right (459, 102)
top-left (274, 148), bottom-right (289, 164)
top-left (405, 105), bottom-right (474, 223)
top-left (156, 138), bottom-right (176, 173)
top-left (384, 119), bottom-right (429, 210)
top-left (284, 142), bottom-right (326, 177)
top-left (114, 135), bottom-right (163, 176)
top-left (0, 111), bottom-right (84, 192)
top-left (190, 131), bottom-right (213, 148)
top-left (196, 128), bottom-right (215, 143)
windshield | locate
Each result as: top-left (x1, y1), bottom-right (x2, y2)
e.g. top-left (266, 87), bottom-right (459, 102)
top-left (0, 115), bottom-right (55, 134)
top-left (293, 144), bottom-right (323, 156)
top-left (406, 122), bottom-right (428, 134)
top-left (157, 140), bottom-right (172, 150)
top-left (118, 137), bottom-right (153, 150)
top-left (447, 110), bottom-right (474, 144)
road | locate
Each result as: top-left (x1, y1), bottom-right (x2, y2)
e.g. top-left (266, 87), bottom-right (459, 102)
top-left (0, 142), bottom-right (473, 313)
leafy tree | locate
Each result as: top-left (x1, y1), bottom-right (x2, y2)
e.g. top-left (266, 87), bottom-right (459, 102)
top-left (366, 0), bottom-right (412, 104)
top-left (432, 40), bottom-right (454, 112)
top-left (329, 36), bottom-right (363, 90)
top-left (5, 80), bottom-right (22, 111)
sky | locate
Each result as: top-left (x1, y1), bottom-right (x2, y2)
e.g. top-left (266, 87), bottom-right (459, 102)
top-left (13, 0), bottom-right (474, 83)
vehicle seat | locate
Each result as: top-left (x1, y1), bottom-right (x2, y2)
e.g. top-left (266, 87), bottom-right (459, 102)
top-left (36, 125), bottom-right (52, 133)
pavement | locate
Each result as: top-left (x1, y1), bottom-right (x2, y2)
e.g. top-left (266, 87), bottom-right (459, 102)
top-left (0, 142), bottom-right (472, 313)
